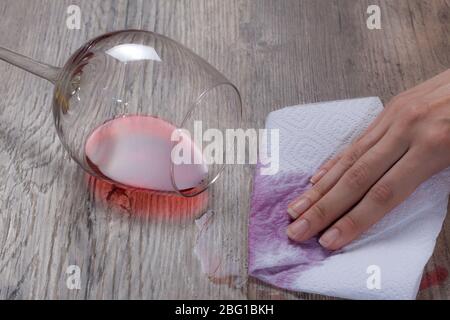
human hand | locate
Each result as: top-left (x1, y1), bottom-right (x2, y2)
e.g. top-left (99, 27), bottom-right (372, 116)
top-left (287, 69), bottom-right (450, 250)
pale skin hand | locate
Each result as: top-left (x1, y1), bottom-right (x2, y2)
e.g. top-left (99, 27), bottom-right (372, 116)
top-left (287, 69), bottom-right (450, 250)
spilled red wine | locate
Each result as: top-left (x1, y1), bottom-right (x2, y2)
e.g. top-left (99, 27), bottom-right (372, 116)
top-left (85, 115), bottom-right (208, 192)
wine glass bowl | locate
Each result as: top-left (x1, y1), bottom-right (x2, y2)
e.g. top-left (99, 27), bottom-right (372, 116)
top-left (48, 30), bottom-right (242, 197)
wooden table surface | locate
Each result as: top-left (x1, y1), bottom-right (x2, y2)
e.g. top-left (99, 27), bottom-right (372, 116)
top-left (0, 0), bottom-right (449, 300)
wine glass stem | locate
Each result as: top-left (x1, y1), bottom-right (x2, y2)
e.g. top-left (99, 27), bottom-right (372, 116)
top-left (0, 46), bottom-right (61, 84)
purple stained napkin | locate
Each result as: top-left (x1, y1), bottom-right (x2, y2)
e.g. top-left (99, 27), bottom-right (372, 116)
top-left (248, 97), bottom-right (450, 299)
top-left (249, 169), bottom-right (331, 284)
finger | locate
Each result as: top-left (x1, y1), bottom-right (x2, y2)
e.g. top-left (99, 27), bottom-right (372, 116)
top-left (318, 148), bottom-right (432, 250)
top-left (287, 139), bottom-right (368, 219)
top-left (287, 129), bottom-right (408, 242)
top-left (288, 117), bottom-right (390, 218)
top-left (309, 108), bottom-right (391, 185)
top-left (356, 107), bottom-right (389, 141)
top-left (310, 152), bottom-right (342, 184)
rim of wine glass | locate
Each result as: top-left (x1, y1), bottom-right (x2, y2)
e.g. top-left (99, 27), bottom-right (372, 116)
top-left (170, 81), bottom-right (243, 197)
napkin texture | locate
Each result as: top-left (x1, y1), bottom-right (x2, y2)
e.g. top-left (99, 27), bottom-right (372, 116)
top-left (248, 97), bottom-right (450, 300)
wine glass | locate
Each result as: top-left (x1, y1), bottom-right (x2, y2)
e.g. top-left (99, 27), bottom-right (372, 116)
top-left (0, 30), bottom-right (242, 197)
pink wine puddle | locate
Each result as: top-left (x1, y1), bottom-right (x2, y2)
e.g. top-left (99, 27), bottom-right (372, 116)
top-left (89, 177), bottom-right (209, 220)
top-left (85, 115), bottom-right (208, 192)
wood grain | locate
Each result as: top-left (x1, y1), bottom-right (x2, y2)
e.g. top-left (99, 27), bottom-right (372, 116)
top-left (0, 0), bottom-right (449, 299)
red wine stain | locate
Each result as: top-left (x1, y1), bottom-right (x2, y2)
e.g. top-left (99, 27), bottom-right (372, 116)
top-left (419, 266), bottom-right (449, 290)
top-left (87, 175), bottom-right (208, 222)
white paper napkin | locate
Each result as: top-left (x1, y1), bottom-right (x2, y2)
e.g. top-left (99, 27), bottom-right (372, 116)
top-left (248, 97), bottom-right (450, 300)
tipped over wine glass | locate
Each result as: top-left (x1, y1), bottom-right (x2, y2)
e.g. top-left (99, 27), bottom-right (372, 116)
top-left (0, 30), bottom-right (242, 197)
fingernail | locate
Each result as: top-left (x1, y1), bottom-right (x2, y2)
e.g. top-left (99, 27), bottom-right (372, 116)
top-left (319, 228), bottom-right (340, 248)
top-left (310, 169), bottom-right (327, 184)
top-left (288, 198), bottom-right (311, 219)
top-left (287, 219), bottom-right (310, 240)
top-left (287, 207), bottom-right (298, 219)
